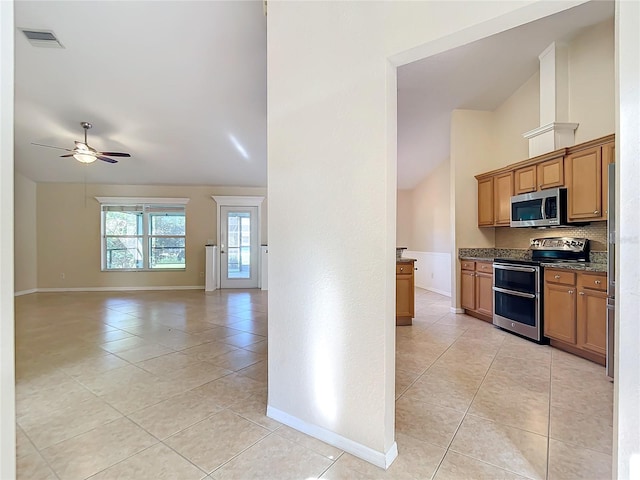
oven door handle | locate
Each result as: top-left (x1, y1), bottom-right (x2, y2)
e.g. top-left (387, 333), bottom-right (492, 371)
top-left (493, 286), bottom-right (537, 299)
top-left (493, 264), bottom-right (538, 273)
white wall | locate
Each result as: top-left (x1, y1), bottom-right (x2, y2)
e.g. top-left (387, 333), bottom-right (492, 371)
top-left (398, 159), bottom-right (452, 296)
top-left (615, 1), bottom-right (640, 477)
top-left (267, 0), bottom-right (587, 468)
top-left (14, 172), bottom-right (37, 294)
top-left (570, 18), bottom-right (615, 144)
top-left (396, 189), bottom-right (412, 248)
top-left (0, 0), bottom-right (16, 476)
top-left (412, 159), bottom-right (451, 253)
top-left (34, 183), bottom-right (266, 290)
top-left (492, 71), bottom-right (540, 166)
top-left (450, 110), bottom-right (496, 309)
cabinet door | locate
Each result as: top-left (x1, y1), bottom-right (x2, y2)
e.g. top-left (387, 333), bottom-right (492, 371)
top-left (565, 146), bottom-right (603, 221)
top-left (537, 157), bottom-right (564, 190)
top-left (396, 273), bottom-right (414, 318)
top-left (602, 141), bottom-right (615, 218)
top-left (514, 166), bottom-right (536, 194)
top-left (576, 288), bottom-right (607, 356)
top-left (475, 272), bottom-right (493, 319)
top-left (494, 172), bottom-right (514, 225)
top-left (577, 274), bottom-right (607, 356)
top-left (544, 282), bottom-right (576, 344)
top-left (477, 177), bottom-right (494, 226)
top-left (461, 270), bottom-right (476, 310)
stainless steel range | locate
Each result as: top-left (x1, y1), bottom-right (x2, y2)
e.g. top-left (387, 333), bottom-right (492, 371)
top-left (493, 237), bottom-right (590, 343)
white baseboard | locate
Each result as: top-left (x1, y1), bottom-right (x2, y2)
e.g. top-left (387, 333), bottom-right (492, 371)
top-left (266, 405), bottom-right (398, 469)
top-left (450, 307), bottom-right (464, 314)
top-left (31, 286), bottom-right (204, 294)
top-left (14, 288), bottom-right (37, 297)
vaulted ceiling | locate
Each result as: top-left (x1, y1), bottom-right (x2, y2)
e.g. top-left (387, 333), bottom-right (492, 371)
top-left (14, 1), bottom-right (267, 186)
top-left (14, 1), bottom-right (613, 189)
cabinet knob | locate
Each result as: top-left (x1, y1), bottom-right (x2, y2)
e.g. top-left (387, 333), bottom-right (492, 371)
top-left (594, 210), bottom-right (600, 214)
top-left (400, 267), bottom-right (403, 271)
top-left (568, 290), bottom-right (574, 294)
top-left (595, 280), bottom-right (601, 285)
top-left (554, 275), bottom-right (560, 279)
top-left (579, 292), bottom-right (585, 295)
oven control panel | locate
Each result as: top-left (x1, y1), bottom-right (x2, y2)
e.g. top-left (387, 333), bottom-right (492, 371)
top-left (530, 237), bottom-right (588, 252)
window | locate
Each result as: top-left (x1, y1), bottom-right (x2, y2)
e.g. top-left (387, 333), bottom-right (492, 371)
top-left (97, 197), bottom-right (189, 271)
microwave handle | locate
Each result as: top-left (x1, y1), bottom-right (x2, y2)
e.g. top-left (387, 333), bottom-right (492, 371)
top-left (541, 199), bottom-right (546, 220)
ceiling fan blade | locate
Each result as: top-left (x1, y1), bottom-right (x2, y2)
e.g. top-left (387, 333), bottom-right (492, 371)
top-left (96, 155), bottom-right (118, 164)
top-left (32, 142), bottom-right (73, 152)
top-left (98, 152), bottom-right (131, 157)
top-left (60, 154), bottom-right (75, 157)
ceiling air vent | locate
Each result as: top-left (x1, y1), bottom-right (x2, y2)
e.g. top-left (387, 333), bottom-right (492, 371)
top-left (20, 29), bottom-right (64, 48)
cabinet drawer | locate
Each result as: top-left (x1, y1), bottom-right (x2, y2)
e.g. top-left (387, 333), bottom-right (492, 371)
top-left (476, 262), bottom-right (493, 273)
top-left (461, 261), bottom-right (475, 271)
top-left (579, 273), bottom-right (607, 291)
top-left (396, 263), bottom-right (413, 275)
top-left (545, 269), bottom-right (576, 286)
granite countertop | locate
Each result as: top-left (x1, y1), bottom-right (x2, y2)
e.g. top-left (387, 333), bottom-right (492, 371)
top-left (541, 262), bottom-right (608, 273)
top-left (397, 257), bottom-right (416, 263)
top-left (460, 256), bottom-right (494, 262)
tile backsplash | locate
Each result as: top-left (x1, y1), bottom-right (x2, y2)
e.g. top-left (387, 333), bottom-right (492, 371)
top-left (495, 221), bottom-right (607, 251)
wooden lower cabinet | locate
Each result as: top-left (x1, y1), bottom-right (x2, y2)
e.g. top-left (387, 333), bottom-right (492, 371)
top-left (577, 273), bottom-right (607, 356)
top-left (544, 268), bottom-right (607, 364)
top-left (475, 272), bottom-right (493, 317)
top-left (544, 282), bottom-right (576, 344)
top-left (460, 261), bottom-right (493, 322)
top-left (396, 260), bottom-right (415, 326)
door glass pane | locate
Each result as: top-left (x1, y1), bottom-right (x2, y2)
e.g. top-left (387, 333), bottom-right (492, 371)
top-left (227, 212), bottom-right (251, 279)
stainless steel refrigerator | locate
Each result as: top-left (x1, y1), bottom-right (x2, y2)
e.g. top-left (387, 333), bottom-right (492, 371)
top-left (607, 162), bottom-right (615, 380)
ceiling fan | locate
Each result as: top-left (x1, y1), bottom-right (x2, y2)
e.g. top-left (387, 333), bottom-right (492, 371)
top-left (32, 122), bottom-right (131, 164)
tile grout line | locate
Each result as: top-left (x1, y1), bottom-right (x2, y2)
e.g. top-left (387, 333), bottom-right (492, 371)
top-left (546, 350), bottom-right (554, 480)
top-left (430, 331), bottom-right (507, 479)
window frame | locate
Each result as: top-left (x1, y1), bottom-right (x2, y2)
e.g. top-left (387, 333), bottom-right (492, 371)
top-left (96, 197), bottom-right (189, 272)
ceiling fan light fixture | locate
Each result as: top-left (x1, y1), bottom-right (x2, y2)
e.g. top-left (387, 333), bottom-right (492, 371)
top-left (73, 153), bottom-right (96, 164)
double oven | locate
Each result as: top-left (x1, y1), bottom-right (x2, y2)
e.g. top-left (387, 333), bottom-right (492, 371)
top-left (493, 260), bottom-right (543, 342)
top-left (492, 237), bottom-right (589, 343)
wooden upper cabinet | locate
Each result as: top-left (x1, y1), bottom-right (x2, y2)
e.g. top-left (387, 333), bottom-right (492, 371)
top-left (602, 141), bottom-right (615, 218)
top-left (514, 165), bottom-right (537, 194)
top-left (494, 172), bottom-right (513, 225)
top-left (565, 146), bottom-right (603, 221)
top-left (477, 177), bottom-right (494, 226)
top-left (475, 135), bottom-right (613, 227)
top-left (537, 157), bottom-right (564, 190)
top-left (514, 157), bottom-right (564, 194)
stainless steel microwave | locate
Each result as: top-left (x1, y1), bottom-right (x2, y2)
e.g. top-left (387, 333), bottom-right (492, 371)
top-left (510, 187), bottom-right (568, 227)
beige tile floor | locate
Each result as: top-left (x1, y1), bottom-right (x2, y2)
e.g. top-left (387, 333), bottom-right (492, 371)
top-left (15, 288), bottom-right (613, 479)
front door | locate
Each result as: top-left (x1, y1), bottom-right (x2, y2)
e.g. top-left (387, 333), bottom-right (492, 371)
top-left (220, 206), bottom-right (259, 288)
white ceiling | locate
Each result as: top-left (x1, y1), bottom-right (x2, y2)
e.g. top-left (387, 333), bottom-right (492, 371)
top-left (14, 1), bottom-right (613, 189)
top-left (14, 1), bottom-right (267, 186)
top-left (397, 0), bottom-right (614, 189)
